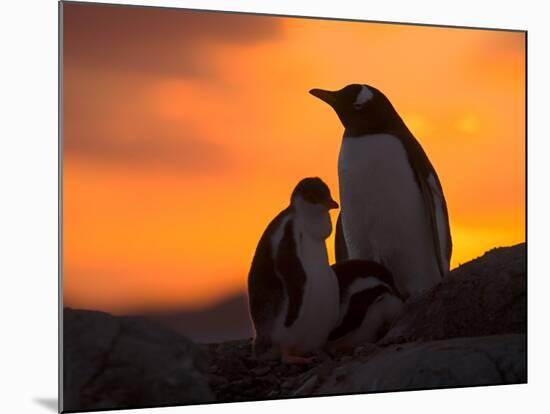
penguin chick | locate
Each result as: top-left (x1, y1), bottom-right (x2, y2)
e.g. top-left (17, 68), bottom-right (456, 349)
top-left (248, 177), bottom-right (340, 364)
top-left (327, 259), bottom-right (404, 353)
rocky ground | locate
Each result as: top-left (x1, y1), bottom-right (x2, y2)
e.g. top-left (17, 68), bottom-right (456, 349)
top-left (206, 243), bottom-right (527, 402)
top-left (207, 334), bottom-right (526, 402)
top-left (62, 243), bottom-right (526, 411)
top-left (62, 310), bottom-right (215, 412)
top-left (207, 339), bottom-right (386, 402)
top-left (381, 243), bottom-right (526, 344)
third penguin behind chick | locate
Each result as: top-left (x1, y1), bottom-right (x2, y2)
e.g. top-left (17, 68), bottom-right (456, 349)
top-left (327, 259), bottom-right (404, 353)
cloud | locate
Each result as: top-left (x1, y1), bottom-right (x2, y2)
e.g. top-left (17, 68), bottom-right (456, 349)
top-left (64, 121), bottom-right (229, 174)
top-left (62, 62), bottom-right (230, 174)
top-left (62, 2), bottom-right (282, 77)
top-left (481, 31), bottom-right (525, 56)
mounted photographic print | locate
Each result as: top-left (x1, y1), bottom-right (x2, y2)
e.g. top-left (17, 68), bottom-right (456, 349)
top-left (60, 1), bottom-right (527, 412)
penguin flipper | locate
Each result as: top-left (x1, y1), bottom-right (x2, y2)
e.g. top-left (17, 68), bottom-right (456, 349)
top-left (414, 170), bottom-right (452, 278)
top-left (425, 172), bottom-right (453, 274)
top-left (335, 213), bottom-right (349, 263)
top-left (248, 210), bottom-right (289, 352)
top-left (275, 219), bottom-right (307, 328)
top-left (403, 134), bottom-right (453, 277)
top-left (248, 259), bottom-right (283, 353)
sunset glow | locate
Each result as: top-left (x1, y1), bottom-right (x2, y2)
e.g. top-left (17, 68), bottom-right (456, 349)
top-left (63, 3), bottom-right (525, 314)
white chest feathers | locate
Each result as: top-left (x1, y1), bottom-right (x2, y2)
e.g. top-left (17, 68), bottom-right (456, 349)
top-left (272, 218), bottom-right (340, 354)
top-left (337, 133), bottom-right (441, 297)
top-left (294, 233), bottom-right (340, 352)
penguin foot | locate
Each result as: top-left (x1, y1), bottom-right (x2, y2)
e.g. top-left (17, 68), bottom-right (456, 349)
top-left (281, 348), bottom-right (316, 365)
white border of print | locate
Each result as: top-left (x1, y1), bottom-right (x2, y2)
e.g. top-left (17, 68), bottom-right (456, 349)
top-left (1, 0), bottom-right (547, 413)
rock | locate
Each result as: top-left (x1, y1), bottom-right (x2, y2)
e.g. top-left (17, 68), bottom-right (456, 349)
top-left (381, 244), bottom-right (526, 345)
top-left (332, 365), bottom-right (350, 381)
top-left (205, 334), bottom-right (525, 402)
top-left (252, 365), bottom-right (272, 376)
top-left (63, 309), bottom-right (214, 412)
top-left (292, 375), bottom-right (319, 396)
top-left (353, 346), bottom-right (365, 356)
top-left (63, 308), bottom-right (120, 411)
top-left (340, 356), bottom-right (353, 364)
top-left (209, 374), bottom-right (229, 387)
top-left (315, 334), bottom-right (526, 395)
top-left (281, 378), bottom-right (294, 389)
top-left (266, 374), bottom-right (279, 383)
top-left (215, 355), bottom-right (248, 374)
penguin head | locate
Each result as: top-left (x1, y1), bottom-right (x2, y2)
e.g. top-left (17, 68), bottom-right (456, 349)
top-left (291, 177), bottom-right (339, 210)
top-left (290, 177), bottom-right (338, 240)
top-left (309, 84), bottom-right (402, 136)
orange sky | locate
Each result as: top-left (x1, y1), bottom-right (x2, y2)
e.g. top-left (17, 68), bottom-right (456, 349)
top-left (62, 3), bottom-right (526, 314)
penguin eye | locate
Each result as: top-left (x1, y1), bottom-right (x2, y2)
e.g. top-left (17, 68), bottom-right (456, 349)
top-left (304, 191), bottom-right (320, 204)
top-left (353, 102), bottom-right (364, 111)
top-left (307, 192), bottom-right (317, 202)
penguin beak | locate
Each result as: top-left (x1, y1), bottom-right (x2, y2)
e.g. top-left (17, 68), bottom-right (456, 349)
top-left (325, 199), bottom-right (339, 210)
top-left (309, 88), bottom-right (338, 108)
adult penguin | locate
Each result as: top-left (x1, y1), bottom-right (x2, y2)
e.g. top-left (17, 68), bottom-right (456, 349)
top-left (310, 84), bottom-right (452, 298)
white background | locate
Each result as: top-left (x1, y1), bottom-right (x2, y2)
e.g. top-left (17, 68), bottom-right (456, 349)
top-left (0, 0), bottom-right (547, 413)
